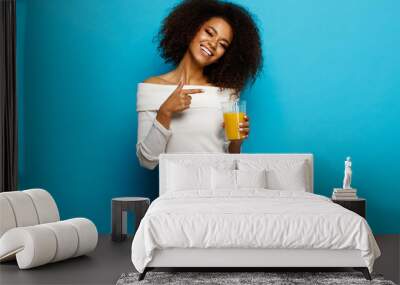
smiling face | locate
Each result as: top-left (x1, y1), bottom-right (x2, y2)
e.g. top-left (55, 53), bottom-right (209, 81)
top-left (188, 17), bottom-right (233, 67)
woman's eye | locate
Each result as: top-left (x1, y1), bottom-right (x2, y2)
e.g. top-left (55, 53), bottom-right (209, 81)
top-left (220, 43), bottom-right (227, 49)
top-left (206, 30), bottom-right (212, 36)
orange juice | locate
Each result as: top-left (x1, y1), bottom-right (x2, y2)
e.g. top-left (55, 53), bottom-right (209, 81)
top-left (223, 112), bottom-right (246, 140)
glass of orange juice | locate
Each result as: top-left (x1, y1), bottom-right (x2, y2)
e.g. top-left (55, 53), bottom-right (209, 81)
top-left (221, 100), bottom-right (246, 140)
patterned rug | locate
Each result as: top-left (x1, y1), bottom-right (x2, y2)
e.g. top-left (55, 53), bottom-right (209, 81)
top-left (116, 271), bottom-right (396, 285)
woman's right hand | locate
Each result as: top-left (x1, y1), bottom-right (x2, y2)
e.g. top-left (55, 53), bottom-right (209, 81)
top-left (156, 81), bottom-right (204, 129)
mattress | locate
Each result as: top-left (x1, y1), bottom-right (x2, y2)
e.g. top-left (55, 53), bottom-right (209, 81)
top-left (131, 190), bottom-right (380, 273)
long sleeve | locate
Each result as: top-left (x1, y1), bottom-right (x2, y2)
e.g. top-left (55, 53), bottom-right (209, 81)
top-left (136, 111), bottom-right (172, 170)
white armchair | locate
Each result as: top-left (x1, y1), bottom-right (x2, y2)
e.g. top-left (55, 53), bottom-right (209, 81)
top-left (0, 189), bottom-right (98, 269)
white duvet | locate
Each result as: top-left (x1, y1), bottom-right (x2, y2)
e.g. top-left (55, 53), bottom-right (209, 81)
top-left (131, 190), bottom-right (380, 273)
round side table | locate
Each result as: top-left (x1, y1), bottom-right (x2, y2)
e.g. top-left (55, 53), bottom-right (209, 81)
top-left (111, 197), bottom-right (150, 242)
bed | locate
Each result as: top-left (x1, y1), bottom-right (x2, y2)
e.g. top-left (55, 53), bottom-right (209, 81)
top-left (131, 153), bottom-right (380, 280)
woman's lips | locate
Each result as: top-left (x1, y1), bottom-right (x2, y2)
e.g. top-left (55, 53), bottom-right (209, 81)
top-left (200, 45), bottom-right (213, 57)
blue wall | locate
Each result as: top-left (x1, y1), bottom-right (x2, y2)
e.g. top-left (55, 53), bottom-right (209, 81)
top-left (17, 0), bottom-right (400, 234)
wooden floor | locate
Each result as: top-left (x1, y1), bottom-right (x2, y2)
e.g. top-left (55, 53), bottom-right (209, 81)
top-left (0, 235), bottom-right (399, 285)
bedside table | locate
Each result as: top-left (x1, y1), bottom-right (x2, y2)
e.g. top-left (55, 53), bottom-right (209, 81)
top-left (111, 197), bottom-right (150, 242)
top-left (332, 198), bottom-right (366, 218)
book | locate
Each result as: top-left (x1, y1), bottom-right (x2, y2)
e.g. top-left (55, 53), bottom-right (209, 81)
top-left (333, 188), bottom-right (357, 193)
top-left (332, 194), bottom-right (358, 200)
top-left (333, 193), bottom-right (357, 197)
top-left (332, 195), bottom-right (359, 200)
top-left (332, 188), bottom-right (358, 200)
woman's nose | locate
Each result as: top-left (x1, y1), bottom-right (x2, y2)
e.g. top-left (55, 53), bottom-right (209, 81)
top-left (209, 40), bottom-right (217, 50)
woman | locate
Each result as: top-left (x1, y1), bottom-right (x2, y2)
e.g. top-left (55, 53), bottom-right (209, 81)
top-left (136, 0), bottom-right (263, 169)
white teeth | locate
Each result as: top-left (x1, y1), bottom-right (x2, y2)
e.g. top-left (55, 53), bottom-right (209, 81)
top-left (201, 46), bottom-right (212, 56)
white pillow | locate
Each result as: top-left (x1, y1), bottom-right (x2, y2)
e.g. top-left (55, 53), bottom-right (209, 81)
top-left (211, 168), bottom-right (236, 190)
top-left (266, 167), bottom-right (307, 191)
top-left (211, 168), bottom-right (268, 190)
top-left (236, 169), bottom-right (268, 189)
top-left (166, 159), bottom-right (236, 192)
top-left (237, 159), bottom-right (308, 191)
top-left (167, 162), bottom-right (211, 191)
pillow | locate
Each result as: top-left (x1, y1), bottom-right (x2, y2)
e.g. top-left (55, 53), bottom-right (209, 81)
top-left (237, 159), bottom-right (308, 191)
top-left (266, 167), bottom-right (307, 191)
top-left (211, 168), bottom-right (236, 190)
top-left (167, 162), bottom-right (211, 192)
top-left (165, 159), bottom-right (236, 193)
top-left (236, 169), bottom-right (268, 189)
top-left (211, 168), bottom-right (268, 190)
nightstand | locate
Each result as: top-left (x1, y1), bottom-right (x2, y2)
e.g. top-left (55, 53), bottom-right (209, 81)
top-left (111, 197), bottom-right (150, 242)
top-left (332, 198), bottom-right (366, 218)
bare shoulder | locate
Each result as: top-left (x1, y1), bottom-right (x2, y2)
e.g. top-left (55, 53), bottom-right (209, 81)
top-left (142, 75), bottom-right (173, 85)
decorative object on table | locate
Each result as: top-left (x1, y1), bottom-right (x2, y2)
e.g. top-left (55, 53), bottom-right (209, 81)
top-left (332, 198), bottom-right (366, 218)
top-left (0, 189), bottom-right (98, 269)
top-left (116, 271), bottom-right (394, 285)
top-left (332, 156), bottom-right (358, 200)
top-left (111, 197), bottom-right (150, 242)
top-left (343, 156), bottom-right (353, 189)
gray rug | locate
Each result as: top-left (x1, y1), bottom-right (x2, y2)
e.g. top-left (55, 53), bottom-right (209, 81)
top-left (116, 271), bottom-right (396, 285)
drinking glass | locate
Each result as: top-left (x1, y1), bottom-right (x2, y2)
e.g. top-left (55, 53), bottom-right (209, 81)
top-left (221, 100), bottom-right (246, 140)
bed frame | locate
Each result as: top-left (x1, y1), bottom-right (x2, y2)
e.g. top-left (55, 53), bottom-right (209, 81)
top-left (139, 153), bottom-right (371, 281)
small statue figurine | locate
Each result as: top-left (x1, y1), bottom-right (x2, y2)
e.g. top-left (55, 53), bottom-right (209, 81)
top-left (342, 156), bottom-right (352, 189)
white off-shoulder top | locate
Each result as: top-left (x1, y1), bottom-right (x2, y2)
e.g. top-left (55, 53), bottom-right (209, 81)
top-left (136, 83), bottom-right (237, 169)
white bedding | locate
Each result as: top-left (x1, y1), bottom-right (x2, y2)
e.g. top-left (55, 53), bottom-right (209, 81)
top-left (131, 190), bottom-right (380, 273)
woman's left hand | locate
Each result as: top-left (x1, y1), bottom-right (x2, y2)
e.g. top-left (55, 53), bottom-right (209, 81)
top-left (222, 115), bottom-right (250, 153)
top-left (238, 114), bottom-right (250, 140)
top-left (231, 114), bottom-right (250, 146)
